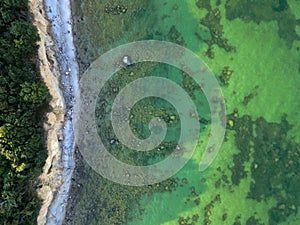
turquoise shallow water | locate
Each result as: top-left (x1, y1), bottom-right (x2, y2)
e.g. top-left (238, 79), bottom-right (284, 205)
top-left (68, 0), bottom-right (300, 224)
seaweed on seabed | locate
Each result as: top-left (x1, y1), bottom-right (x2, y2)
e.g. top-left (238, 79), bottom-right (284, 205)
top-left (196, 7), bottom-right (236, 59)
top-left (247, 115), bottom-right (300, 224)
top-left (246, 216), bottom-right (264, 225)
top-left (195, 0), bottom-right (211, 11)
top-left (228, 111), bottom-right (300, 224)
top-left (219, 66), bottom-right (234, 86)
top-left (229, 113), bottom-right (253, 185)
top-left (104, 4), bottom-right (127, 15)
top-left (168, 25), bottom-right (185, 46)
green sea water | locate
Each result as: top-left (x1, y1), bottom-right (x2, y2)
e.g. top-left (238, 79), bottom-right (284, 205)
top-left (69, 0), bottom-right (300, 224)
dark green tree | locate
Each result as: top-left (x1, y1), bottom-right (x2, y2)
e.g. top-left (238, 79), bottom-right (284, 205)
top-left (0, 0), bottom-right (49, 224)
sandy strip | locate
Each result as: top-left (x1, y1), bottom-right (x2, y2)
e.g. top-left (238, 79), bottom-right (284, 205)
top-left (29, 0), bottom-right (78, 224)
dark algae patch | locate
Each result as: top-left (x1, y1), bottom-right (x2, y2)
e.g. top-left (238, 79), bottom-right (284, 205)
top-left (196, 0), bottom-right (212, 11)
top-left (195, 2), bottom-right (236, 58)
top-left (242, 86), bottom-right (259, 106)
top-left (219, 66), bottom-right (234, 86)
top-left (228, 111), bottom-right (300, 224)
top-left (246, 216), bottom-right (264, 225)
top-left (229, 112), bottom-right (253, 186)
top-left (251, 116), bottom-right (299, 225)
top-left (168, 25), bottom-right (186, 46)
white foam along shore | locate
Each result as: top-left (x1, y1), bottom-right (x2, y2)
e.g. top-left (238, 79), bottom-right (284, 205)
top-left (29, 0), bottom-right (79, 224)
top-left (43, 0), bottom-right (79, 224)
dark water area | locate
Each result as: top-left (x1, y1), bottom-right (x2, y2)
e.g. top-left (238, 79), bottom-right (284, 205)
top-left (66, 0), bottom-right (300, 224)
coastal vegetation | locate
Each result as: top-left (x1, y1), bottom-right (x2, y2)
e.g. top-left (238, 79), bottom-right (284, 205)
top-left (0, 0), bottom-right (49, 224)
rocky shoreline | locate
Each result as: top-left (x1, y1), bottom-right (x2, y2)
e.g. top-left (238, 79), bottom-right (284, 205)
top-left (29, 0), bottom-right (78, 224)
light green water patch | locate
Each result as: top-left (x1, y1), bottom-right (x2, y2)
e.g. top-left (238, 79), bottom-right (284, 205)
top-left (187, 1), bottom-right (300, 144)
top-left (289, 0), bottom-right (300, 14)
top-left (204, 16), bottom-right (299, 120)
top-left (202, 15), bottom-right (300, 142)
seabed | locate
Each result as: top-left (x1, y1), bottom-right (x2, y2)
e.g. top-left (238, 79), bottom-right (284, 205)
top-left (64, 0), bottom-right (300, 224)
